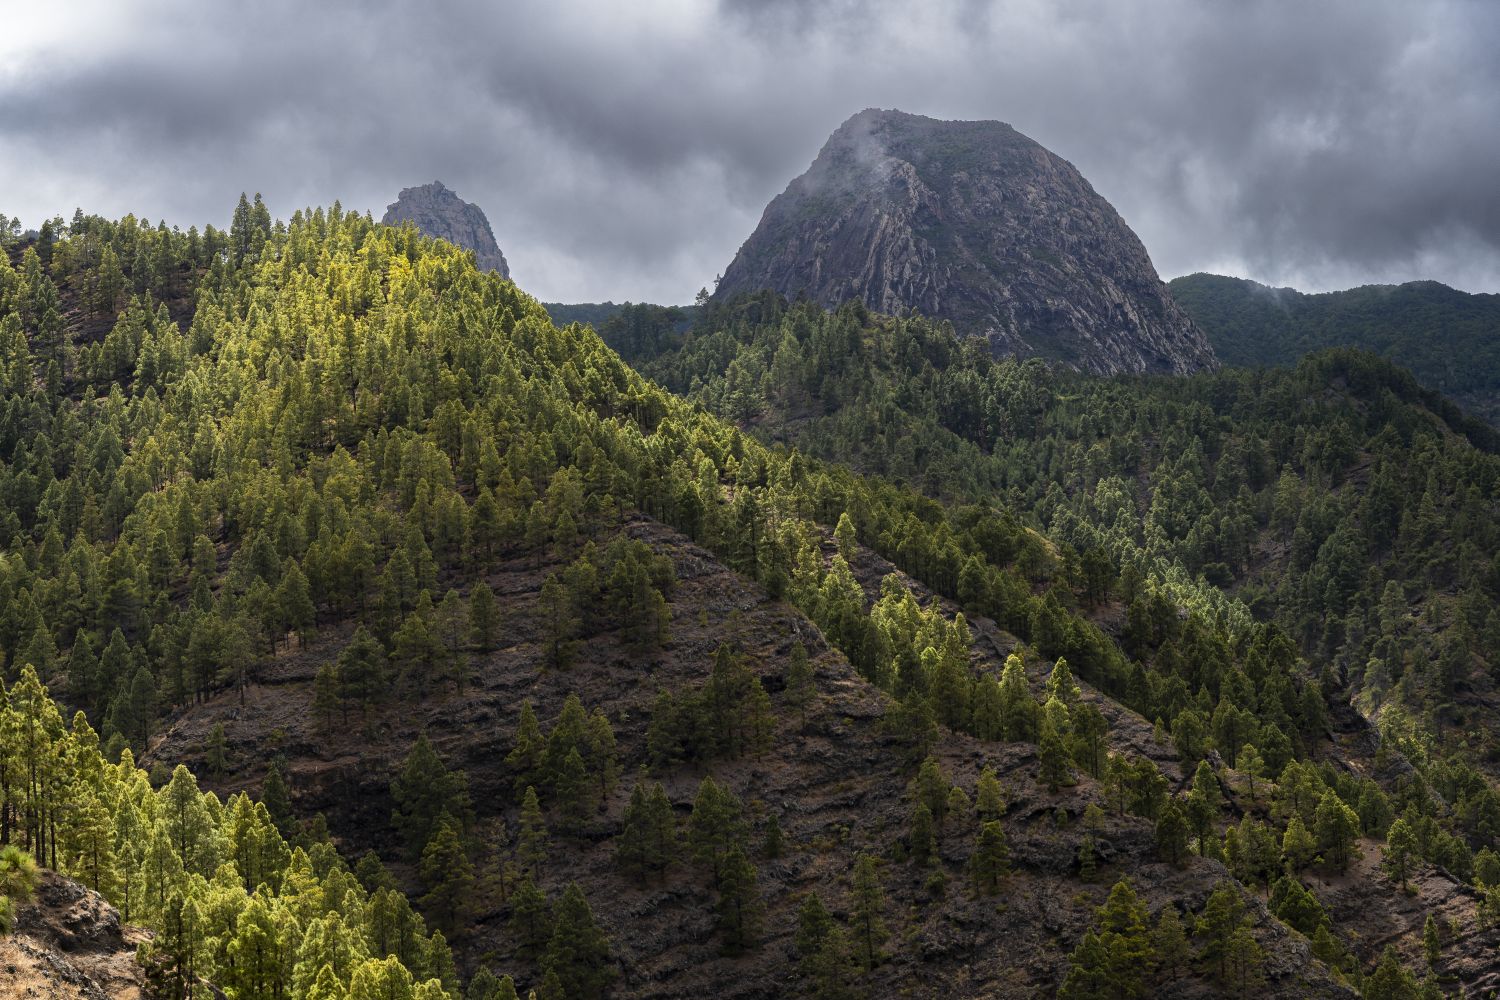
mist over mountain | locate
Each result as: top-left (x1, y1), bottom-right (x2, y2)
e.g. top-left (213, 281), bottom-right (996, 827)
top-left (715, 109), bottom-right (1217, 375)
top-left (4, 3), bottom-right (1500, 994)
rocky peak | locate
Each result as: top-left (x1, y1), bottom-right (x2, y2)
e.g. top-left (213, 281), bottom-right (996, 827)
top-left (382, 180), bottom-right (511, 278)
top-left (715, 108), bottom-right (1217, 375)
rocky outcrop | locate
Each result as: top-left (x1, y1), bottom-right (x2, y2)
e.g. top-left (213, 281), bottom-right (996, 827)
top-left (0, 871), bottom-right (153, 1000)
top-left (716, 109), bottom-right (1217, 375)
top-left (382, 181), bottom-right (511, 278)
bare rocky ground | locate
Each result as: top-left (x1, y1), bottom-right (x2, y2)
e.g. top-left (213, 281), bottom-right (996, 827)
top-left (150, 513), bottom-right (1360, 997)
top-left (0, 871), bottom-right (153, 1000)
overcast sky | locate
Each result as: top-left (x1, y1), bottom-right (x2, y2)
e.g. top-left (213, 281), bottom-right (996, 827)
top-left (3, 0), bottom-right (1498, 303)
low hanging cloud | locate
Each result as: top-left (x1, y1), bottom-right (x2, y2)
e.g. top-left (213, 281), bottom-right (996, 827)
top-left (2, 0), bottom-right (1497, 302)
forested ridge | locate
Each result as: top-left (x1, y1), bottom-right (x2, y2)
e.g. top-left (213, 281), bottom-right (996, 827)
top-left (1169, 272), bottom-right (1500, 426)
top-left (643, 293), bottom-right (1500, 763)
top-left (0, 206), bottom-right (1489, 997)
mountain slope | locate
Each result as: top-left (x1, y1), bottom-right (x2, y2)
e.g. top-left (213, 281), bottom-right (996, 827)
top-left (645, 295), bottom-right (1500, 752)
top-left (1171, 272), bottom-right (1500, 425)
top-left (715, 109), bottom-right (1217, 375)
top-left (0, 206), bottom-right (1464, 996)
top-left (383, 180), bottom-right (512, 278)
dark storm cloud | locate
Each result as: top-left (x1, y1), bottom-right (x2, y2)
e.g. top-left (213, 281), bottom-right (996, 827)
top-left (2, 0), bottom-right (1497, 301)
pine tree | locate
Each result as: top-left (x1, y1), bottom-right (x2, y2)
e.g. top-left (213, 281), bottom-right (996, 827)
top-left (205, 723), bottom-right (228, 776)
top-left (468, 582), bottom-right (500, 652)
top-left (1422, 913), bottom-right (1439, 971)
top-left (1039, 718), bottom-right (1074, 791)
top-left (419, 817), bottom-right (474, 934)
top-left (313, 662), bottom-right (340, 730)
top-left (1058, 930), bottom-right (1112, 1000)
top-left (715, 843), bottom-right (763, 954)
top-left (1239, 744), bottom-right (1265, 802)
top-left (465, 967), bottom-right (514, 1000)
top-left (508, 875), bottom-right (552, 959)
top-left (261, 761), bottom-right (296, 838)
top-left (946, 785), bottom-right (972, 832)
top-left (804, 926), bottom-right (859, 1000)
top-left (912, 755), bottom-right (949, 821)
top-left (517, 786), bottom-right (548, 874)
top-left (1363, 947), bottom-right (1420, 1000)
top-left (1313, 789), bottom-right (1361, 873)
top-left (785, 641), bottom-right (815, 727)
top-left (276, 560), bottom-right (317, 644)
top-left (795, 892), bottom-right (834, 957)
top-left (555, 747), bottom-right (594, 831)
top-left (543, 883), bottom-right (612, 1000)
top-left (970, 820), bottom-right (1010, 894)
top-left (539, 573), bottom-right (579, 669)
top-left (762, 812), bottom-right (784, 859)
top-left (1155, 800), bottom-right (1190, 867)
top-left (848, 853), bottom-right (887, 970)
top-left (615, 772), bottom-right (676, 876)
top-left (1094, 877), bottom-right (1152, 997)
top-left (1077, 835), bottom-right (1098, 882)
top-left (908, 800), bottom-right (937, 865)
top-left (1151, 905), bottom-right (1190, 983)
top-left (998, 654), bottom-right (1038, 742)
top-left (337, 626), bottom-right (389, 717)
top-left (1194, 883), bottom-right (1245, 981)
top-left (1222, 925), bottom-right (1267, 991)
top-left (975, 766), bottom-right (1005, 820)
top-left (1185, 760), bottom-right (1222, 855)
top-left (1384, 817), bottom-right (1418, 891)
top-left (688, 777), bottom-right (745, 886)
top-left (586, 709), bottom-right (620, 805)
top-left (1282, 815), bottom-right (1317, 872)
top-left (506, 702), bottom-right (545, 798)
top-left (390, 734), bottom-right (472, 859)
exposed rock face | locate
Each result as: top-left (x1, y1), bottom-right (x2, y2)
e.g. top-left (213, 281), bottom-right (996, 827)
top-left (382, 181), bottom-right (511, 278)
top-left (716, 108), bottom-right (1217, 375)
top-left (0, 870), bottom-right (154, 999)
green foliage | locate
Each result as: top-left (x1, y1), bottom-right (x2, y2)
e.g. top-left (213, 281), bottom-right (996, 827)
top-left (0, 845), bottom-right (38, 932)
top-left (419, 817), bottom-right (474, 935)
top-left (1171, 272), bottom-right (1500, 426)
top-left (688, 776), bottom-right (746, 887)
top-left (847, 853), bottom-right (888, 970)
top-left (0, 665), bottom-right (454, 995)
top-left (616, 773), bottom-right (676, 879)
top-left (542, 883), bottom-right (612, 999)
top-left (714, 842), bottom-right (763, 954)
top-left (1, 200), bottom-right (1489, 999)
top-left (390, 735), bottom-right (472, 861)
top-left (969, 820), bottom-right (1009, 894)
top-left (1060, 877), bottom-right (1154, 999)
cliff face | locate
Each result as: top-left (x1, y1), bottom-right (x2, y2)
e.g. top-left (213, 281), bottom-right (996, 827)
top-left (382, 181), bottom-right (511, 278)
top-left (715, 109), bottom-right (1217, 375)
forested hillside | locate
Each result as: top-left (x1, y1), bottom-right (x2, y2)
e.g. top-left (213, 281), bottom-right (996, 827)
top-left (1170, 273), bottom-right (1500, 425)
top-left (0, 206), bottom-right (1486, 997)
top-left (643, 295), bottom-right (1500, 762)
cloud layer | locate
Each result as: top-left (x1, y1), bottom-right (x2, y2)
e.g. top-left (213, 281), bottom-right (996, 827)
top-left (3, 0), bottom-right (1497, 302)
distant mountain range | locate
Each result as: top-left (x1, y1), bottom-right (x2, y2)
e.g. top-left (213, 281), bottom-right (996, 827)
top-left (1171, 273), bottom-right (1500, 424)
